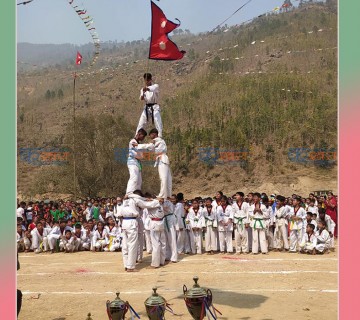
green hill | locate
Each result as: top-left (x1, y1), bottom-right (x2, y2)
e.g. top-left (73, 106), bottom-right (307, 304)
top-left (17, 2), bottom-right (338, 199)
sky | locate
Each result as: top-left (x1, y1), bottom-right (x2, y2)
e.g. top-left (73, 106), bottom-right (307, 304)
top-left (17, 0), bottom-right (297, 45)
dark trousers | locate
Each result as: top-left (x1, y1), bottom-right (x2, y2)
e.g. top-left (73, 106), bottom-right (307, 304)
top-left (17, 289), bottom-right (22, 317)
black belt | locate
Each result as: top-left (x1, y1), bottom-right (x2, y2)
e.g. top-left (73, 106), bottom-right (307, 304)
top-left (145, 104), bottom-right (156, 124)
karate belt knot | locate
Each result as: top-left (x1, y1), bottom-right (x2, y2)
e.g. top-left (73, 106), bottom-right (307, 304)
top-left (145, 103), bottom-right (156, 124)
top-left (234, 216), bottom-right (246, 227)
top-left (253, 218), bottom-right (264, 229)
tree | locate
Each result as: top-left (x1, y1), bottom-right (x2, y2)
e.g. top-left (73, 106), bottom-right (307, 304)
top-left (51, 91), bottom-right (56, 99)
top-left (57, 89), bottom-right (64, 99)
top-left (45, 89), bottom-right (51, 100)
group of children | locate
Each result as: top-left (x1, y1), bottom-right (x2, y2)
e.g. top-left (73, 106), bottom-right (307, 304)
top-left (16, 190), bottom-right (337, 271)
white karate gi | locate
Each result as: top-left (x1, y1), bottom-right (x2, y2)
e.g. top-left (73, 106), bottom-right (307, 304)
top-left (318, 214), bottom-right (336, 249)
top-left (17, 231), bottom-right (31, 251)
top-left (120, 195), bottom-right (161, 270)
top-left (188, 208), bottom-right (205, 254)
top-left (299, 232), bottom-right (317, 253)
top-left (212, 200), bottom-right (222, 251)
top-left (249, 203), bottom-right (269, 254)
top-left (60, 235), bottom-right (76, 252)
top-left (126, 139), bottom-right (154, 195)
top-left (203, 206), bottom-right (218, 252)
top-left (136, 84), bottom-right (163, 137)
top-left (315, 228), bottom-right (331, 252)
top-left (143, 208), bottom-right (152, 253)
top-left (274, 206), bottom-right (290, 250)
top-left (289, 206), bottom-right (307, 252)
top-left (216, 205), bottom-right (234, 253)
top-left (232, 201), bottom-right (250, 253)
top-left (31, 228), bottom-right (49, 253)
top-left (175, 202), bottom-right (186, 254)
top-left (47, 226), bottom-right (69, 251)
top-left (265, 205), bottom-right (275, 250)
top-left (184, 213), bottom-right (196, 254)
top-left (147, 201), bottom-right (167, 267)
top-left (105, 225), bottom-right (121, 252)
top-left (163, 200), bottom-right (178, 262)
top-left (153, 137), bottom-right (172, 199)
top-left (92, 229), bottom-right (109, 251)
top-left (307, 205), bottom-right (319, 217)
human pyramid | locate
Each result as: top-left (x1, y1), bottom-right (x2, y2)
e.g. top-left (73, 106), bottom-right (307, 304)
top-left (17, 74), bottom-right (337, 273)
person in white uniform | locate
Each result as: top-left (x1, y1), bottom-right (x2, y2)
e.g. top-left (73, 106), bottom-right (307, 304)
top-left (47, 220), bottom-right (67, 253)
top-left (126, 129), bottom-right (154, 195)
top-left (146, 198), bottom-right (167, 268)
top-left (136, 73), bottom-right (163, 137)
top-left (203, 197), bottom-right (218, 254)
top-left (299, 223), bottom-right (317, 254)
top-left (148, 129), bottom-right (172, 198)
top-left (248, 193), bottom-right (269, 254)
top-left (274, 195), bottom-right (290, 251)
top-left (289, 196), bottom-right (307, 252)
top-left (104, 217), bottom-right (121, 252)
top-left (232, 192), bottom-right (249, 254)
top-left (188, 199), bottom-right (205, 254)
top-left (216, 196), bottom-right (234, 254)
top-left (119, 191), bottom-right (161, 272)
top-left (59, 230), bottom-right (76, 253)
top-left (163, 196), bottom-right (178, 263)
top-left (92, 222), bottom-right (109, 252)
top-left (31, 222), bottom-right (49, 253)
top-left (175, 193), bottom-right (186, 254)
top-left (315, 220), bottom-right (331, 253)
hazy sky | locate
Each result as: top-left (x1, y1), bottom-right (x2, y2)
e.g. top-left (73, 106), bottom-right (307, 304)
top-left (17, 0), bottom-right (297, 44)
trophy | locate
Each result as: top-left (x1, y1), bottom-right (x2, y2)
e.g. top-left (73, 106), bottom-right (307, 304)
top-left (85, 313), bottom-right (93, 320)
top-left (183, 276), bottom-right (218, 320)
top-left (106, 292), bottom-right (129, 320)
top-left (144, 287), bottom-right (167, 320)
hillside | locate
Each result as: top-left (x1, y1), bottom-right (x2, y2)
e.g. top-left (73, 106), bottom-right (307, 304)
top-left (17, 2), bottom-right (338, 200)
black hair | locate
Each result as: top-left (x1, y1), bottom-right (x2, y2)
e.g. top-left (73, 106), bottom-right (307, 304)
top-left (319, 208), bottom-right (326, 215)
top-left (306, 212), bottom-right (312, 216)
top-left (144, 73), bottom-right (152, 80)
top-left (276, 195), bottom-right (286, 202)
top-left (216, 191), bottom-right (223, 196)
top-left (176, 193), bottom-right (184, 201)
top-left (133, 190), bottom-right (144, 197)
top-left (253, 192), bottom-right (261, 198)
top-left (308, 223), bottom-right (315, 230)
top-left (149, 128), bottom-right (158, 135)
top-left (262, 196), bottom-right (269, 203)
top-left (205, 197), bottom-right (213, 202)
top-left (137, 128), bottom-right (148, 136)
top-left (236, 192), bottom-right (245, 197)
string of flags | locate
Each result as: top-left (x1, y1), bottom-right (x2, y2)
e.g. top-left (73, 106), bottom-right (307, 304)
top-left (67, 0), bottom-right (100, 68)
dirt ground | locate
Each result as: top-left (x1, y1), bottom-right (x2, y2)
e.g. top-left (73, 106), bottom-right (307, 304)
top-left (18, 245), bottom-right (338, 320)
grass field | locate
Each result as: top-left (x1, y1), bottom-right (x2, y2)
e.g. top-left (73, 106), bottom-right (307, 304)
top-left (18, 245), bottom-right (337, 320)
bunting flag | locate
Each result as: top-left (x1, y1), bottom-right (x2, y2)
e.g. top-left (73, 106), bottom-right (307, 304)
top-left (67, 0), bottom-right (100, 68)
top-left (75, 51), bottom-right (82, 65)
top-left (148, 1), bottom-right (185, 60)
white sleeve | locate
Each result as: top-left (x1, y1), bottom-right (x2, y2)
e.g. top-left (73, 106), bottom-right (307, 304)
top-left (136, 199), bottom-right (160, 210)
top-left (148, 84), bottom-right (159, 93)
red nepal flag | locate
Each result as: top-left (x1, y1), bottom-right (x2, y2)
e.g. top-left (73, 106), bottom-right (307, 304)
top-left (148, 1), bottom-right (185, 60)
top-left (75, 51), bottom-right (83, 65)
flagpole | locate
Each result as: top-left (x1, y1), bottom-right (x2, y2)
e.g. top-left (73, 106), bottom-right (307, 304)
top-left (73, 72), bottom-right (77, 201)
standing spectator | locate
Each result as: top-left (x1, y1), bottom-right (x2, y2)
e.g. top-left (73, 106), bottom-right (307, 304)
top-left (325, 192), bottom-right (337, 237)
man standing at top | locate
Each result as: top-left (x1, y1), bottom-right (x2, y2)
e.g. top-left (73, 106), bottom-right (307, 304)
top-left (135, 73), bottom-right (163, 137)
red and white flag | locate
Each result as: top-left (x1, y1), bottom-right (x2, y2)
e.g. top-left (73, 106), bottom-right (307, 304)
top-left (148, 1), bottom-right (185, 60)
top-left (75, 51), bottom-right (83, 65)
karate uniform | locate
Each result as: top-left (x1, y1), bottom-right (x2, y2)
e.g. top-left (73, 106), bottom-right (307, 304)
top-left (318, 214), bottom-right (336, 249)
top-left (299, 232), bottom-right (317, 253)
top-left (136, 84), bottom-right (163, 137)
top-left (126, 139), bottom-right (154, 195)
top-left (289, 206), bottom-right (307, 252)
top-left (73, 230), bottom-right (90, 251)
top-left (143, 208), bottom-right (152, 253)
top-left (212, 200), bottom-right (222, 251)
top-left (60, 235), bottom-right (76, 252)
top-left (216, 205), bottom-right (234, 253)
top-left (203, 206), bottom-right (218, 252)
top-left (232, 201), bottom-right (249, 253)
top-left (92, 229), bottom-right (109, 251)
top-left (249, 203), bottom-right (269, 254)
top-left (315, 228), bottom-right (331, 252)
top-left (17, 231), bottom-right (31, 251)
top-left (153, 137), bottom-right (172, 199)
top-left (120, 195), bottom-right (160, 270)
top-left (188, 208), bottom-right (205, 254)
top-left (307, 205), bottom-right (319, 217)
top-left (31, 228), bottom-right (49, 253)
top-left (147, 201), bottom-right (166, 267)
top-left (105, 225), bottom-right (121, 252)
top-left (175, 202), bottom-right (186, 254)
top-left (265, 205), bottom-right (275, 250)
top-left (274, 206), bottom-right (290, 250)
top-left (47, 226), bottom-right (68, 251)
top-left (163, 200), bottom-right (178, 262)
